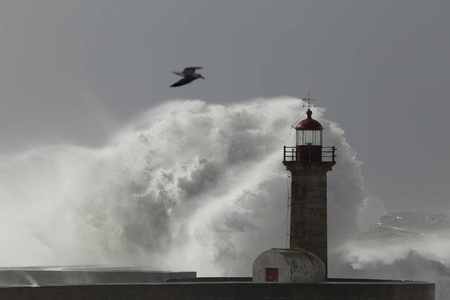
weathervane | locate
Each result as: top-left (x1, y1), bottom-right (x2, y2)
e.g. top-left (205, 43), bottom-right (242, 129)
top-left (302, 92), bottom-right (316, 109)
top-left (291, 93), bottom-right (317, 128)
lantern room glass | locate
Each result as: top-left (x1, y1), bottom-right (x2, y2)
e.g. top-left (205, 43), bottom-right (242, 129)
top-left (296, 130), bottom-right (323, 146)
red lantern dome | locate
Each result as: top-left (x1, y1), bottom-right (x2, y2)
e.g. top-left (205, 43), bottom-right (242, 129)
top-left (295, 109), bottom-right (323, 147)
top-left (295, 109), bottom-right (323, 131)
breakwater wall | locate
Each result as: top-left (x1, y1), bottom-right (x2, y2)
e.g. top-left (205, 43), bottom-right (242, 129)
top-left (0, 279), bottom-right (434, 300)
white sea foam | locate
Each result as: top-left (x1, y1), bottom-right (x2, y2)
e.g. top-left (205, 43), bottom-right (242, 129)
top-left (0, 97), bottom-right (448, 297)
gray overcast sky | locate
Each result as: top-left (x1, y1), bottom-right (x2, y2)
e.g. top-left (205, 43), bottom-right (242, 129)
top-left (0, 1), bottom-right (449, 211)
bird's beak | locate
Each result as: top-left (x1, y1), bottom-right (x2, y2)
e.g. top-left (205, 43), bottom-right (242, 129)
top-left (201, 75), bottom-right (205, 79)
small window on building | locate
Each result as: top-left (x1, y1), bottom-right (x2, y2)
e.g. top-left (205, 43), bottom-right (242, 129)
top-left (265, 268), bottom-right (278, 282)
top-left (294, 222), bottom-right (305, 239)
top-left (293, 183), bottom-right (306, 201)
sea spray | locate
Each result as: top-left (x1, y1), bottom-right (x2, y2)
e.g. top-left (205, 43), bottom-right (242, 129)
top-left (0, 98), bottom-right (373, 272)
top-left (0, 97), bottom-right (448, 298)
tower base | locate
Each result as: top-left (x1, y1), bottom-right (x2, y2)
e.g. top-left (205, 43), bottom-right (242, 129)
top-left (253, 248), bottom-right (325, 283)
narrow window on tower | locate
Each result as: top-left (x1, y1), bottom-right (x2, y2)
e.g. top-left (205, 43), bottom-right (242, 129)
top-left (293, 183), bottom-right (306, 201)
top-left (294, 222), bottom-right (305, 239)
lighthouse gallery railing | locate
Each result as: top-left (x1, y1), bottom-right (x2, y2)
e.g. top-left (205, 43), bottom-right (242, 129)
top-left (283, 146), bottom-right (336, 163)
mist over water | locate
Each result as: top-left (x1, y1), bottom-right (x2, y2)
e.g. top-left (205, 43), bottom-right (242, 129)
top-left (0, 97), bottom-right (449, 297)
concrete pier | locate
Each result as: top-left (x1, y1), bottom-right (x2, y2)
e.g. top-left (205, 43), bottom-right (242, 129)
top-left (0, 279), bottom-right (434, 300)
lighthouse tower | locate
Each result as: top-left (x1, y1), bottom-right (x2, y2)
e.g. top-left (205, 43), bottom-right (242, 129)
top-left (253, 99), bottom-right (337, 282)
top-left (282, 103), bottom-right (336, 269)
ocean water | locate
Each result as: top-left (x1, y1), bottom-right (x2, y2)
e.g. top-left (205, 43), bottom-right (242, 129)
top-left (0, 98), bottom-right (448, 298)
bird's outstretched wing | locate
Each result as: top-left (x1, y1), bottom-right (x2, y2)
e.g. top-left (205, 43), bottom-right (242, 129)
top-left (172, 71), bottom-right (184, 77)
top-left (182, 66), bottom-right (203, 76)
top-left (170, 77), bottom-right (195, 87)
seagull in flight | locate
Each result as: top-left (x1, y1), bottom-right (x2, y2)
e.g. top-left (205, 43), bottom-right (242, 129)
top-left (170, 67), bottom-right (205, 87)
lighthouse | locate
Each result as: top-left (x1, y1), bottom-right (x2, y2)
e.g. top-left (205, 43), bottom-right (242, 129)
top-left (282, 105), bottom-right (336, 269)
top-left (253, 99), bottom-right (336, 282)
